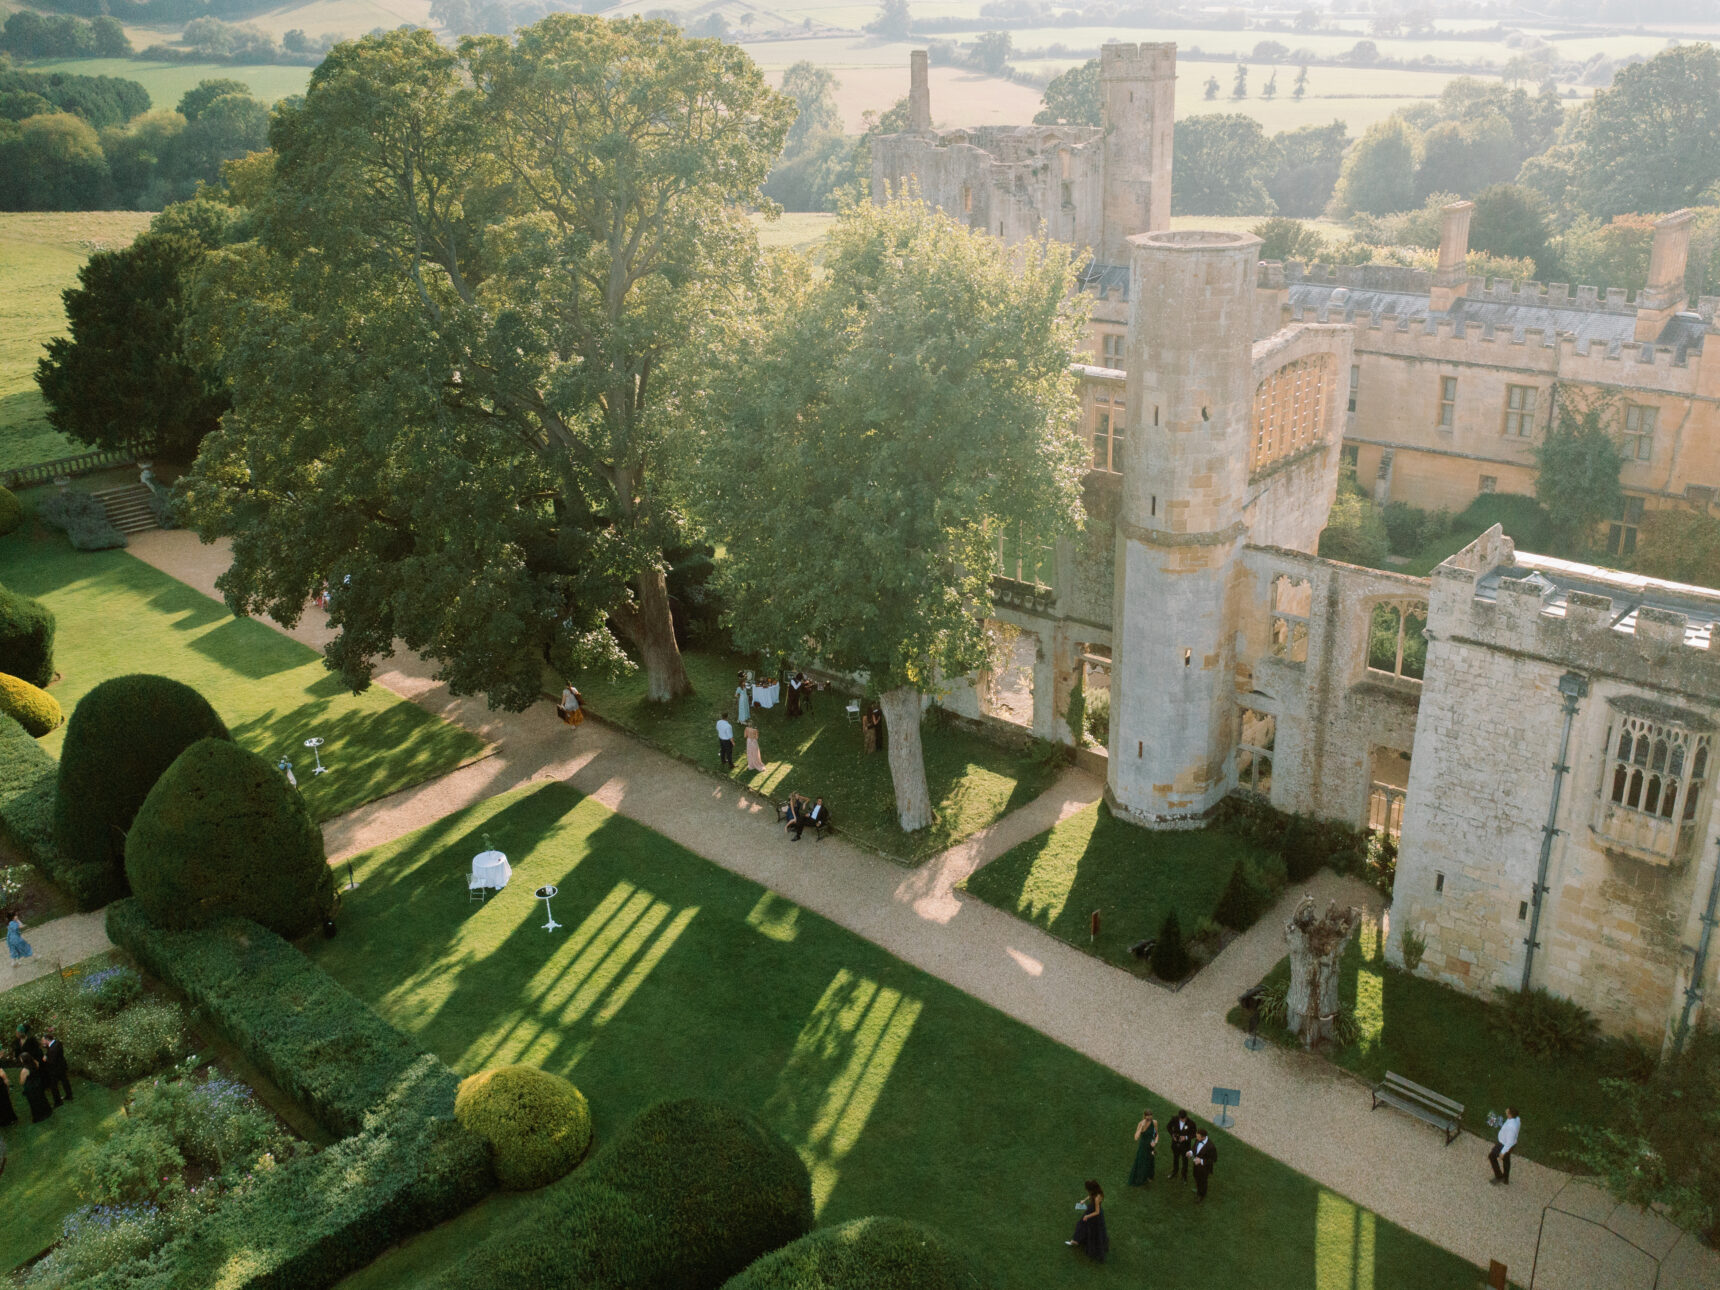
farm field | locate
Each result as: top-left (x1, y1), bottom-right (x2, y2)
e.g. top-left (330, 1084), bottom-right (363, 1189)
top-left (0, 211), bottom-right (153, 475)
top-left (26, 57), bottom-right (312, 109)
top-left (117, 0), bottom-right (432, 45)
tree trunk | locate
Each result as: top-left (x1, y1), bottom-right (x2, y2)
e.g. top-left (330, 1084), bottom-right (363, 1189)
top-left (879, 685), bottom-right (933, 833)
top-left (1285, 895), bottom-right (1359, 1048)
top-left (616, 565), bottom-right (691, 702)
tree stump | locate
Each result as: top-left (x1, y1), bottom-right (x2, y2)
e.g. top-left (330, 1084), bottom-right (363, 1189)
top-left (1285, 895), bottom-right (1360, 1048)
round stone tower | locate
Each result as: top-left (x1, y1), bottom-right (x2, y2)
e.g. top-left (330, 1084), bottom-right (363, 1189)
top-left (1107, 229), bottom-right (1261, 824)
top-left (1099, 42), bottom-right (1176, 265)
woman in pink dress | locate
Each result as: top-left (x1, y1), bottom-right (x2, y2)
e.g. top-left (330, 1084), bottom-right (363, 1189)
top-left (744, 722), bottom-right (765, 772)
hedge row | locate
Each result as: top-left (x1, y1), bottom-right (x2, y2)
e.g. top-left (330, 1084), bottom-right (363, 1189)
top-left (108, 902), bottom-right (430, 1139)
top-left (432, 1098), bottom-right (816, 1290)
top-left (1212, 795), bottom-right (1367, 884)
top-left (0, 712), bottom-right (120, 908)
top-left (722, 1216), bottom-right (987, 1290)
top-left (99, 902), bottom-right (494, 1290)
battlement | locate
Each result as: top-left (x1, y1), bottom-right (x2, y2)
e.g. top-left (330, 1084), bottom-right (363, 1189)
top-left (1099, 41), bottom-right (1176, 79)
top-left (1431, 527), bottom-right (1720, 692)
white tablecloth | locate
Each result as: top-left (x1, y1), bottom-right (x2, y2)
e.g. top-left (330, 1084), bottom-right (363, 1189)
top-left (752, 682), bottom-right (780, 709)
top-left (471, 850), bottom-right (511, 890)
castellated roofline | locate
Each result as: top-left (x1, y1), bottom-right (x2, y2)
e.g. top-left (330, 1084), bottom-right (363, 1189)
top-left (1099, 40), bottom-right (1176, 79)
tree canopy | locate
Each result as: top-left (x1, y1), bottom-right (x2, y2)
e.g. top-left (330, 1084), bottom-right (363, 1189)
top-left (1333, 116), bottom-right (1418, 215)
top-left (179, 20), bottom-right (793, 708)
top-left (1535, 388), bottom-right (1624, 552)
top-left (1034, 58), bottom-right (1099, 127)
top-left (697, 198), bottom-right (1086, 830)
top-left (1572, 43), bottom-right (1720, 219)
top-left (1172, 114), bottom-right (1275, 217)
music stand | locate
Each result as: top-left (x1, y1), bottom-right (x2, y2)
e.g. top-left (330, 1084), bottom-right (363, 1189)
top-left (535, 885), bottom-right (561, 933)
top-left (1211, 1086), bottom-right (1241, 1129)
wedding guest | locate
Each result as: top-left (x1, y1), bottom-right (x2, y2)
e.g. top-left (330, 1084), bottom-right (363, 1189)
top-left (716, 713), bottom-right (735, 769)
top-left (805, 796), bottom-right (832, 840)
top-left (1128, 1109), bottom-right (1158, 1185)
top-left (1189, 1128), bottom-right (1218, 1201)
top-left (42, 1029), bottom-right (70, 1106)
top-left (786, 672), bottom-right (804, 718)
top-left (1489, 1107), bottom-right (1520, 1185)
top-left (745, 721), bottom-right (765, 772)
top-left (557, 682), bottom-right (584, 728)
top-left (1168, 1108), bottom-right (1194, 1182)
top-left (862, 704), bottom-right (882, 753)
top-left (1065, 1179), bottom-right (1108, 1262)
top-left (735, 673), bottom-right (752, 724)
top-left (7, 915), bottom-right (31, 969)
top-left (784, 793), bottom-right (808, 840)
top-left (0, 1066), bottom-right (17, 1128)
top-left (19, 1059), bottom-right (51, 1124)
top-left (14, 1024), bottom-right (42, 1068)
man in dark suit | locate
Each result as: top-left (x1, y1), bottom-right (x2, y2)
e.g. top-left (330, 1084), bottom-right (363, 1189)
top-left (42, 1028), bottom-right (71, 1105)
top-left (1189, 1128), bottom-right (1218, 1201)
top-left (1168, 1110), bottom-right (1194, 1182)
top-left (807, 797), bottom-right (833, 840)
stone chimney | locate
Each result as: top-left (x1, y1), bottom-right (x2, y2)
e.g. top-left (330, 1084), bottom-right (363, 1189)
top-left (1634, 208), bottom-right (1695, 342)
top-left (909, 50), bottom-right (931, 132)
top-left (1429, 200), bottom-right (1474, 313)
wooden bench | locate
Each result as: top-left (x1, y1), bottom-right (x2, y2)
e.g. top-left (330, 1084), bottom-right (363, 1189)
top-left (1370, 1071), bottom-right (1464, 1145)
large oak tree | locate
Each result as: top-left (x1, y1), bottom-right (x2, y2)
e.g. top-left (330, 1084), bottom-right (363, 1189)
top-left (698, 198), bottom-right (1086, 831)
top-left (180, 20), bottom-right (792, 706)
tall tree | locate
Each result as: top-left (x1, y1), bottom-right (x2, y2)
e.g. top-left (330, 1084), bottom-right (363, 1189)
top-left (180, 21), bottom-right (792, 707)
top-left (1267, 120), bottom-right (1346, 217)
top-left (1034, 58), bottom-right (1099, 126)
top-left (1332, 115), bottom-right (1419, 215)
top-left (779, 60), bottom-right (842, 156)
top-left (698, 199), bottom-right (1086, 831)
top-left (864, 0), bottom-right (909, 40)
top-left (1574, 43), bottom-right (1720, 219)
top-left (1467, 183), bottom-right (1552, 276)
top-left (1172, 114), bottom-right (1275, 217)
top-left (1535, 387), bottom-right (1623, 553)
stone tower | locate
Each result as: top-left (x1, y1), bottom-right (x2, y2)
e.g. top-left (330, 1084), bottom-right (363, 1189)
top-left (1107, 230), bottom-right (1261, 823)
top-left (908, 49), bottom-right (931, 132)
top-left (1099, 42), bottom-right (1176, 264)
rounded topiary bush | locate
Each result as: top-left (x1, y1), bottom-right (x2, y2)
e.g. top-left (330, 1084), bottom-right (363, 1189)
top-left (0, 486), bottom-right (22, 536)
top-left (0, 583), bottom-right (55, 688)
top-left (56, 673), bottom-right (230, 880)
top-left (455, 1066), bottom-right (593, 1190)
top-left (721, 1216), bottom-right (985, 1290)
top-left (0, 672), bottom-right (63, 737)
top-left (125, 738), bottom-right (333, 938)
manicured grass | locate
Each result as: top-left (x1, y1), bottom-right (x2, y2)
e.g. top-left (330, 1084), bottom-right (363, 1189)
top-left (963, 801), bottom-right (1273, 979)
top-left (0, 212), bottom-right (153, 474)
top-left (1225, 917), bottom-right (1638, 1170)
top-left (1, 1078), bottom-right (127, 1273)
top-left (314, 782), bottom-right (1485, 1290)
top-left (575, 648), bottom-right (1059, 863)
top-left (0, 515), bottom-right (486, 822)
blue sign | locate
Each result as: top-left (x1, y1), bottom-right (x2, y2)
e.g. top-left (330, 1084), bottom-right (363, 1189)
top-left (1211, 1087), bottom-right (1241, 1107)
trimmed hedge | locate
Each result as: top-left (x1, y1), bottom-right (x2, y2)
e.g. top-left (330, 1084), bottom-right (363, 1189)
top-left (455, 1065), bottom-right (593, 1190)
top-left (99, 902), bottom-right (495, 1290)
top-left (722, 1216), bottom-right (987, 1290)
top-left (126, 739), bottom-right (333, 939)
top-left (0, 581), bottom-right (55, 686)
top-left (0, 670), bottom-right (64, 736)
top-left (0, 712), bottom-right (120, 908)
top-left (432, 1099), bottom-right (815, 1290)
top-left (38, 488), bottom-right (127, 550)
top-left (0, 484), bottom-right (21, 535)
top-left (56, 674), bottom-right (230, 893)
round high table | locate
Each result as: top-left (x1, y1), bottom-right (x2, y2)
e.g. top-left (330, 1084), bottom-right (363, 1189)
top-left (535, 884), bottom-right (561, 932)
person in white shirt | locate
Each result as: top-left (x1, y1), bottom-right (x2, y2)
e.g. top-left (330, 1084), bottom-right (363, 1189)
top-left (1489, 1107), bottom-right (1520, 1184)
top-left (715, 714), bottom-right (735, 769)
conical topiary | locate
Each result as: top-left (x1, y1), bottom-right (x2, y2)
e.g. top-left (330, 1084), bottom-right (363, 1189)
top-left (1151, 909), bottom-right (1191, 981)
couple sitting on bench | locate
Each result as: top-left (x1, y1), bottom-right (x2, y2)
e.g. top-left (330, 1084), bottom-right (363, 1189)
top-left (782, 793), bottom-right (832, 841)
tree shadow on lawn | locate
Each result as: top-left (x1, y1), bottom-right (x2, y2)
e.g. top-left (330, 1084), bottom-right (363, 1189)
top-left (182, 614), bottom-right (313, 681)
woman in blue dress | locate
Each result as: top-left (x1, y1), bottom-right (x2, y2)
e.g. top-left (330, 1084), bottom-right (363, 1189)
top-left (1066, 1179), bottom-right (1109, 1262)
top-left (6, 916), bottom-right (31, 968)
top-left (1128, 1109), bottom-right (1158, 1185)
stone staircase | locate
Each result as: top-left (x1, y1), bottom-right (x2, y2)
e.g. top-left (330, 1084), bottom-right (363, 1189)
top-left (91, 484), bottom-right (160, 535)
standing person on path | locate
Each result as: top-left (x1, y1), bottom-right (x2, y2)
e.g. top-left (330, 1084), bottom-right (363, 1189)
top-left (6, 915), bottom-right (31, 968)
top-left (1065, 1179), bottom-right (1109, 1262)
top-left (1128, 1110), bottom-right (1158, 1185)
top-left (42, 1029), bottom-right (71, 1106)
top-left (744, 721), bottom-right (765, 772)
top-left (735, 673), bottom-right (752, 724)
top-left (1189, 1127), bottom-right (1218, 1201)
top-left (1489, 1107), bottom-right (1520, 1185)
top-left (557, 682), bottom-right (584, 727)
top-left (716, 713), bottom-right (735, 769)
top-left (1168, 1109), bottom-right (1194, 1182)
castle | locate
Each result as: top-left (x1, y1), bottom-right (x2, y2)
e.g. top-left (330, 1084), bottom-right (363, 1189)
top-left (872, 45), bottom-right (1720, 1047)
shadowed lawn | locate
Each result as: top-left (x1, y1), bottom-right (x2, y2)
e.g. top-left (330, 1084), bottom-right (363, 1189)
top-left (573, 649), bottom-right (1059, 863)
top-left (1, 1079), bottom-right (126, 1274)
top-left (0, 518), bottom-right (486, 822)
top-left (963, 802), bottom-right (1272, 977)
top-left (1226, 916), bottom-right (1635, 1170)
top-left (314, 783), bottom-right (1485, 1290)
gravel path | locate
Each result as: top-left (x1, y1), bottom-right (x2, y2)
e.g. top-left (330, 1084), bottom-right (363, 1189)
top-left (2, 911), bottom-right (112, 991)
top-left (120, 531), bottom-right (1719, 1289)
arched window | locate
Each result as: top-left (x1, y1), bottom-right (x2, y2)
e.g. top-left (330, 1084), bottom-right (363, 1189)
top-left (1604, 712), bottom-right (1710, 827)
top-left (1366, 599), bottom-right (1428, 681)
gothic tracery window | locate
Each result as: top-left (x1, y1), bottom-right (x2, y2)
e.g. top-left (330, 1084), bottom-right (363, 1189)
top-left (1604, 714), bottom-right (1708, 825)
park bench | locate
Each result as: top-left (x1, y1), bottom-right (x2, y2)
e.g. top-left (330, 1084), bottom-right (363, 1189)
top-left (1370, 1071), bottom-right (1464, 1145)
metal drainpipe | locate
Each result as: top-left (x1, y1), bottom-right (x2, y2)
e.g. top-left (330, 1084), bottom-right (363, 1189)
top-left (1522, 671), bottom-right (1590, 993)
top-left (1672, 836), bottom-right (1720, 1059)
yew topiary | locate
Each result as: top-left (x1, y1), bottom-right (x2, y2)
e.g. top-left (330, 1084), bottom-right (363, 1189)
top-left (0, 486), bottom-right (22, 536)
top-left (454, 1065), bottom-right (593, 1190)
top-left (0, 583), bottom-right (55, 688)
top-left (56, 673), bottom-right (230, 884)
top-left (0, 672), bottom-right (63, 737)
top-left (722, 1216), bottom-right (985, 1290)
top-left (124, 738), bottom-right (333, 939)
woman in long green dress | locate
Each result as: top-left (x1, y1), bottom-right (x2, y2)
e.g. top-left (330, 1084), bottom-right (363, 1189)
top-left (1128, 1110), bottom-right (1158, 1185)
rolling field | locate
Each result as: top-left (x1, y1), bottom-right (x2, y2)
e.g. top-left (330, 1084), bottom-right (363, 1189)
top-left (26, 57), bottom-right (312, 109)
top-left (0, 211), bottom-right (153, 474)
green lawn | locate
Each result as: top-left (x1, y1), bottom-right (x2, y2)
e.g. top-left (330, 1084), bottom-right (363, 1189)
top-left (575, 649), bottom-right (1059, 863)
top-left (0, 513), bottom-right (486, 822)
top-left (1, 1079), bottom-right (127, 1273)
top-left (0, 212), bottom-right (154, 474)
top-left (963, 802), bottom-right (1273, 978)
top-left (25, 59), bottom-right (312, 111)
top-left (1226, 918), bottom-right (1639, 1170)
top-left (313, 782), bottom-right (1484, 1290)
